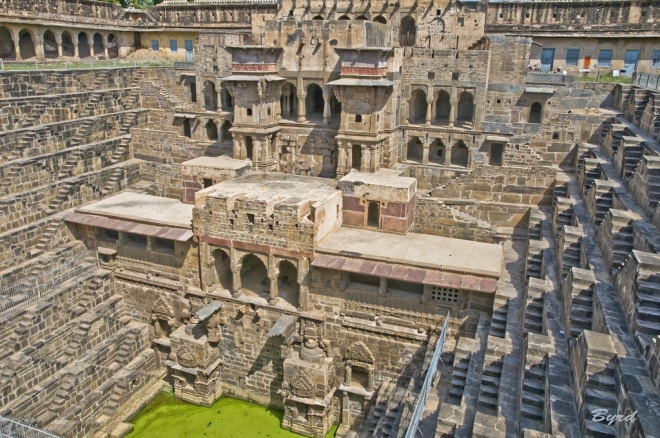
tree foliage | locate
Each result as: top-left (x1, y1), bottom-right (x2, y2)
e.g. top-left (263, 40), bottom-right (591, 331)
top-left (96, 0), bottom-right (162, 9)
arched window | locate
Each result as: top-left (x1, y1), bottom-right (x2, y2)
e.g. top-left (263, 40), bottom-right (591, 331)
top-left (0, 27), bottom-right (16, 59)
top-left (435, 90), bottom-right (451, 124)
top-left (182, 120), bottom-right (191, 138)
top-left (457, 91), bottom-right (474, 127)
top-left (305, 83), bottom-right (324, 121)
top-left (206, 120), bottom-right (218, 141)
top-left (312, 15), bottom-right (324, 20)
top-left (367, 202), bottom-right (380, 228)
top-left (60, 31), bottom-right (74, 57)
top-left (239, 254), bottom-right (268, 297)
top-left (221, 120), bottom-right (232, 142)
top-left (43, 30), bottom-right (58, 58)
top-left (220, 87), bottom-right (233, 109)
top-left (92, 33), bottom-right (104, 56)
top-left (338, 15), bottom-right (350, 20)
top-left (203, 81), bottom-right (217, 111)
top-left (352, 144), bottom-right (361, 170)
top-left (277, 260), bottom-right (299, 308)
top-left (356, 15), bottom-right (368, 20)
top-left (107, 33), bottom-right (118, 58)
top-left (451, 140), bottom-right (469, 167)
top-left (78, 32), bottom-right (91, 58)
top-left (18, 29), bottom-right (35, 59)
top-left (245, 136), bottom-right (253, 160)
top-left (373, 16), bottom-right (387, 24)
top-left (409, 89), bottom-right (427, 124)
top-left (407, 137), bottom-right (423, 162)
top-left (400, 17), bottom-right (416, 47)
top-left (529, 102), bottom-right (543, 124)
top-left (212, 249), bottom-right (232, 291)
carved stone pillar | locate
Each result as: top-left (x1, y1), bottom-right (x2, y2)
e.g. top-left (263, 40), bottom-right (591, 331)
top-left (103, 35), bottom-right (109, 58)
top-left (230, 248), bottom-right (242, 297)
top-left (367, 368), bottom-right (375, 392)
top-left (268, 255), bottom-right (279, 303)
top-left (445, 141), bottom-right (452, 166)
top-left (344, 365), bottom-right (352, 385)
top-left (370, 145), bottom-right (378, 172)
top-left (337, 141), bottom-right (346, 176)
top-left (298, 257), bottom-right (310, 311)
top-left (35, 33), bottom-right (45, 60)
top-left (449, 86), bottom-right (457, 128)
top-left (360, 145), bottom-right (367, 173)
top-left (422, 138), bottom-right (430, 164)
top-left (297, 91), bottom-right (306, 123)
top-left (425, 98), bottom-right (433, 126)
top-left (379, 277), bottom-right (387, 295)
top-left (346, 142), bottom-right (353, 171)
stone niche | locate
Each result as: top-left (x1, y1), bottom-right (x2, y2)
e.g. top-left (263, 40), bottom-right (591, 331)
top-left (281, 320), bottom-right (336, 438)
top-left (167, 301), bottom-right (225, 406)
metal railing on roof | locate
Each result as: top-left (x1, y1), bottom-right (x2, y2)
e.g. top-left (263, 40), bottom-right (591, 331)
top-left (404, 312), bottom-right (450, 438)
top-left (633, 73), bottom-right (660, 90)
top-left (0, 416), bottom-right (61, 438)
top-left (0, 250), bottom-right (98, 320)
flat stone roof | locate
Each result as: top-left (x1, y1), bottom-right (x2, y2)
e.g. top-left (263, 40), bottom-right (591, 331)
top-left (339, 171), bottom-right (417, 189)
top-left (181, 155), bottom-right (251, 170)
top-left (338, 171), bottom-right (416, 203)
top-left (317, 227), bottom-right (502, 278)
top-left (76, 192), bottom-right (193, 229)
top-left (203, 173), bottom-right (339, 205)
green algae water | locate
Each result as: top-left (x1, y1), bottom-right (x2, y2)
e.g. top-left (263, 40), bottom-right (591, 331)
top-left (127, 392), bottom-right (338, 438)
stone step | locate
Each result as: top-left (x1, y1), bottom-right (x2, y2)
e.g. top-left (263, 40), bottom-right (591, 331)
top-left (523, 377), bottom-right (545, 395)
top-left (522, 391), bottom-right (544, 408)
top-left (520, 403), bottom-right (544, 421)
top-left (585, 388), bottom-right (617, 409)
top-left (587, 373), bottom-right (616, 392)
top-left (584, 419), bottom-right (616, 438)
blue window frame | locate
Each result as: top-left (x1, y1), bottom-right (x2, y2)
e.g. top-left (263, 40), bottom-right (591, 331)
top-left (169, 40), bottom-right (178, 53)
top-left (565, 49), bottom-right (580, 66)
top-left (151, 40), bottom-right (159, 51)
top-left (597, 49), bottom-right (613, 67)
top-left (652, 50), bottom-right (660, 68)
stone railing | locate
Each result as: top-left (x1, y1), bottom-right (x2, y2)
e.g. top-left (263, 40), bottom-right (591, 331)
top-left (526, 71), bottom-right (565, 85)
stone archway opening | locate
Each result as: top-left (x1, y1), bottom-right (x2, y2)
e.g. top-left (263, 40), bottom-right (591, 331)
top-left (212, 249), bottom-right (232, 291)
top-left (204, 81), bottom-right (217, 111)
top-left (206, 119), bottom-right (218, 141)
top-left (409, 89), bottom-right (427, 124)
top-left (0, 27), bottom-right (16, 59)
top-left (78, 33), bottom-right (91, 58)
top-left (356, 15), bottom-right (368, 20)
top-left (61, 31), bottom-right (74, 57)
top-left (457, 91), bottom-right (474, 128)
top-left (277, 261), bottom-right (299, 308)
top-left (430, 139), bottom-right (446, 164)
top-left (451, 140), bottom-right (469, 167)
top-left (435, 90), bottom-right (451, 125)
top-left (312, 15), bottom-right (324, 20)
top-left (305, 83), bottom-right (324, 121)
top-left (240, 254), bottom-right (268, 297)
top-left (529, 102), bottom-right (543, 124)
top-left (220, 87), bottom-right (233, 109)
top-left (351, 144), bottom-right (362, 170)
top-left (280, 83), bottom-right (298, 120)
top-left (18, 29), bottom-right (35, 60)
top-left (107, 33), bottom-right (118, 58)
top-left (400, 16), bottom-right (416, 47)
top-left (43, 30), bottom-right (58, 59)
top-left (407, 137), bottom-right (423, 162)
top-left (92, 33), bottom-right (104, 57)
top-left (338, 15), bottom-right (350, 20)
top-left (373, 16), bottom-right (387, 24)
top-left (245, 136), bottom-right (253, 160)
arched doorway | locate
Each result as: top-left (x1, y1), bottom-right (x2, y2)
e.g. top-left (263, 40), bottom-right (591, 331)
top-left (78, 33), bottom-right (91, 58)
top-left (305, 83), bottom-right (324, 121)
top-left (92, 33), bottom-right (104, 56)
top-left (277, 261), bottom-right (299, 307)
top-left (212, 249), bottom-right (232, 291)
top-left (529, 102), bottom-right (543, 124)
top-left (206, 120), bottom-right (218, 141)
top-left (18, 29), bottom-right (35, 59)
top-left (245, 136), bottom-right (253, 160)
top-left (367, 202), bottom-right (380, 228)
top-left (451, 140), bottom-right (469, 167)
top-left (221, 120), bottom-right (232, 142)
top-left (400, 17), bottom-right (416, 47)
top-left (220, 87), bottom-right (233, 109)
top-left (61, 31), bottom-right (74, 57)
top-left (407, 137), bottom-right (423, 162)
top-left (0, 27), bottom-right (16, 59)
top-left (457, 91), bottom-right (474, 127)
top-left (435, 90), bottom-right (451, 125)
top-left (204, 81), bottom-right (217, 111)
top-left (43, 30), bottom-right (58, 59)
top-left (373, 16), bottom-right (387, 24)
top-left (107, 33), bottom-right (118, 58)
top-left (240, 254), bottom-right (268, 297)
top-left (409, 89), bottom-right (427, 124)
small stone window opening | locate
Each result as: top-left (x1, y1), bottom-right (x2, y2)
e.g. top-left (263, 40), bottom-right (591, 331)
top-left (496, 99), bottom-right (501, 104)
top-left (203, 178), bottom-right (213, 188)
top-left (154, 238), bottom-right (175, 254)
top-left (452, 72), bottom-right (459, 80)
top-left (182, 120), bottom-right (191, 138)
top-left (128, 233), bottom-right (147, 247)
top-left (367, 202), bottom-right (379, 228)
top-left (528, 102), bottom-right (543, 124)
top-left (641, 10), bottom-right (647, 17)
top-left (267, 108), bottom-right (271, 116)
top-left (552, 132), bottom-right (560, 140)
top-left (458, 17), bottom-right (464, 27)
top-left (104, 229), bottom-right (118, 240)
top-left (428, 72), bottom-right (435, 80)
top-left (430, 286), bottom-right (459, 303)
top-left (525, 13), bottom-right (530, 18)
top-left (247, 214), bottom-right (255, 224)
top-left (355, 114), bottom-right (362, 122)
top-left (230, 219), bottom-right (235, 227)
top-left (437, 9), bottom-right (442, 16)
top-left (436, 149), bottom-right (443, 157)
top-left (247, 108), bottom-right (253, 116)
top-left (499, 13), bottom-right (503, 19)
